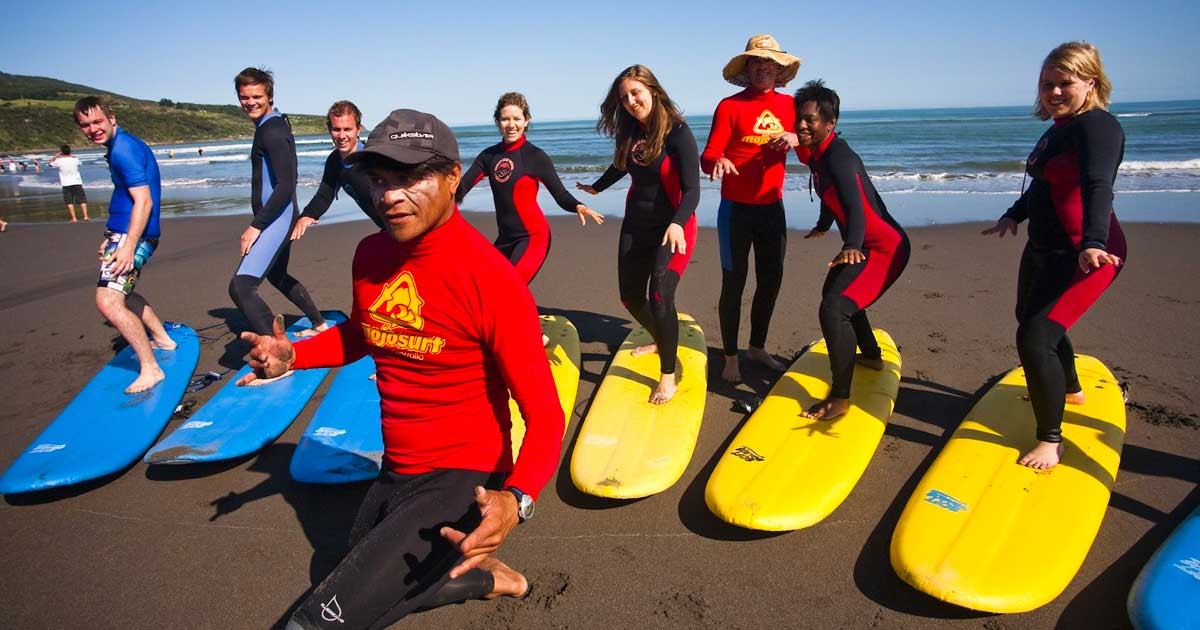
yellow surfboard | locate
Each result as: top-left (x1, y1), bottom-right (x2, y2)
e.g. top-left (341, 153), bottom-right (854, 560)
top-left (890, 355), bottom-right (1125, 613)
top-left (509, 314), bottom-right (581, 461)
top-left (705, 329), bottom-right (901, 531)
top-left (569, 314), bottom-right (707, 499)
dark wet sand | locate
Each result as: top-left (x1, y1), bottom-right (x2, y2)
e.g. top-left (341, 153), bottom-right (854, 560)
top-left (0, 214), bottom-right (1196, 629)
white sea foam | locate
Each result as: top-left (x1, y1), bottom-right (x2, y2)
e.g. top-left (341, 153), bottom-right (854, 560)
top-left (1120, 159), bottom-right (1200, 171)
top-left (1117, 113), bottom-right (1152, 118)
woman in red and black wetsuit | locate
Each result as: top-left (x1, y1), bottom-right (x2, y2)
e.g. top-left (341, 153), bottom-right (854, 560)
top-left (982, 42), bottom-right (1126, 469)
top-left (794, 80), bottom-right (910, 421)
top-left (456, 92), bottom-right (603, 284)
top-left (577, 65), bottom-right (700, 405)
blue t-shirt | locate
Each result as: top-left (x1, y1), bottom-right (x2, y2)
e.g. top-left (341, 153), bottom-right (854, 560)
top-left (105, 127), bottom-right (162, 238)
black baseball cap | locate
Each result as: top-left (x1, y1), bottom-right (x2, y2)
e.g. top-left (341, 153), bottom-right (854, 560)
top-left (348, 109), bottom-right (459, 165)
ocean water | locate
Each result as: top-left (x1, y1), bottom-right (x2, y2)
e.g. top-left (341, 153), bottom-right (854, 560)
top-left (2, 100), bottom-right (1197, 227)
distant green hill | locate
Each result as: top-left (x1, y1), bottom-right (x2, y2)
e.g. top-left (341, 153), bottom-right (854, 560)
top-left (0, 71), bottom-right (328, 152)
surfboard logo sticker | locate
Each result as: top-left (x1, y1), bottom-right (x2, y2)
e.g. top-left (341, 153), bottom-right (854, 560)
top-left (314, 427), bottom-right (347, 438)
top-left (368, 271), bottom-right (426, 331)
top-left (30, 443), bottom-right (66, 454)
top-left (320, 594), bottom-right (345, 624)
top-left (730, 446), bottom-right (765, 462)
top-left (924, 490), bottom-right (969, 513)
top-left (180, 420), bottom-right (214, 430)
top-left (1175, 557), bottom-right (1200, 581)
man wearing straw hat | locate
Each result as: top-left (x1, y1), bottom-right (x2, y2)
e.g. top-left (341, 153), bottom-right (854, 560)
top-left (701, 34), bottom-right (802, 383)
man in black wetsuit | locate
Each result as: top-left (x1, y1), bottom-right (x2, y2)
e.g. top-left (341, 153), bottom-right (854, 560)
top-left (291, 100), bottom-right (383, 241)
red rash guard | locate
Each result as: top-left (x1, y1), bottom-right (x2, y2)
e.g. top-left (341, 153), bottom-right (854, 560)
top-left (291, 210), bottom-right (564, 498)
top-left (700, 88), bottom-right (796, 204)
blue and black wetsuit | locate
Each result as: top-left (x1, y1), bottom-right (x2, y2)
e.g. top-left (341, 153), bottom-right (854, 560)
top-left (1002, 108), bottom-right (1127, 443)
top-left (229, 110), bottom-right (324, 335)
top-left (301, 142), bottom-right (383, 229)
top-left (456, 136), bottom-right (584, 284)
top-left (590, 123), bottom-right (700, 375)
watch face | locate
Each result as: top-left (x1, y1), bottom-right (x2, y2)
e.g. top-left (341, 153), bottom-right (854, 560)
top-left (518, 495), bottom-right (535, 520)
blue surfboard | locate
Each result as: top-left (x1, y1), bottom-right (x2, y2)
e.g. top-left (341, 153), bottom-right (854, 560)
top-left (1128, 504), bottom-right (1200, 630)
top-left (289, 355), bottom-right (383, 483)
top-left (143, 312), bottom-right (346, 465)
top-left (0, 323), bottom-right (201, 494)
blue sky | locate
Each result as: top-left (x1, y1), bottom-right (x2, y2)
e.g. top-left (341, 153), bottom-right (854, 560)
top-left (3, 0), bottom-right (1198, 126)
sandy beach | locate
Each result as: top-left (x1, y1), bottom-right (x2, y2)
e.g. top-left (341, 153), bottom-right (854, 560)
top-left (0, 213), bottom-right (1196, 629)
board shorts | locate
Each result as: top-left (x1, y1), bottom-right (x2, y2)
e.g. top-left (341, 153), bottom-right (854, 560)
top-left (63, 185), bottom-right (87, 205)
top-left (98, 231), bottom-right (158, 295)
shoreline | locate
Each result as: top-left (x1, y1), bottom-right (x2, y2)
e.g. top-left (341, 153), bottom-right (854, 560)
top-left (0, 214), bottom-right (1196, 629)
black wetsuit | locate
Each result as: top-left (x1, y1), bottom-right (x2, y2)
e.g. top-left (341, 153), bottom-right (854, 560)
top-left (456, 136), bottom-right (583, 283)
top-left (591, 123), bottom-right (700, 375)
top-left (1001, 109), bottom-right (1126, 443)
top-left (801, 132), bottom-right (909, 400)
top-left (301, 143), bottom-right (383, 229)
top-left (229, 110), bottom-right (324, 335)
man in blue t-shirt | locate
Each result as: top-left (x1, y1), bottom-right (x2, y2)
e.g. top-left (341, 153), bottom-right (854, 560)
top-left (74, 96), bottom-right (176, 394)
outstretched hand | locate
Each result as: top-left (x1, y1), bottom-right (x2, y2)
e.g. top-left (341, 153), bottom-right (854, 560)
top-left (440, 486), bottom-right (519, 579)
top-left (236, 315), bottom-right (295, 385)
top-left (575, 182), bottom-right (598, 195)
top-left (710, 157), bottom-right (740, 181)
top-left (576, 204), bottom-right (605, 226)
top-left (804, 228), bottom-right (828, 239)
top-left (981, 217), bottom-right (1018, 238)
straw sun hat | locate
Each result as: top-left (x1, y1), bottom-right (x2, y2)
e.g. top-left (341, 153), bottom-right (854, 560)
top-left (722, 34), bottom-right (802, 87)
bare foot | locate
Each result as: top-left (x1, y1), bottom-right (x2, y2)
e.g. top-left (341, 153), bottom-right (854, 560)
top-left (649, 373), bottom-right (677, 405)
top-left (721, 354), bottom-right (741, 383)
top-left (801, 397), bottom-right (850, 420)
top-left (70, 219), bottom-right (78, 223)
top-left (1065, 390), bottom-right (1086, 405)
top-left (293, 322), bottom-right (331, 339)
top-left (1018, 441), bottom-right (1063, 469)
top-left (0, 219), bottom-right (7, 232)
top-left (542, 334), bottom-right (550, 347)
top-left (856, 354), bottom-right (884, 370)
top-left (631, 343), bottom-right (658, 357)
top-left (151, 337), bottom-right (178, 351)
top-left (125, 366), bottom-right (166, 394)
top-left (246, 370), bottom-right (294, 387)
top-left (480, 557), bottom-right (529, 600)
top-left (747, 346), bottom-right (787, 371)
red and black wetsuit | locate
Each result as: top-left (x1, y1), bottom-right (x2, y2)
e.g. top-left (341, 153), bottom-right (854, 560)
top-left (590, 123), bottom-right (700, 375)
top-left (286, 210), bottom-right (563, 628)
top-left (701, 88), bottom-right (795, 356)
top-left (801, 132), bottom-right (909, 399)
top-left (456, 136), bottom-right (584, 284)
top-left (1002, 108), bottom-right (1126, 443)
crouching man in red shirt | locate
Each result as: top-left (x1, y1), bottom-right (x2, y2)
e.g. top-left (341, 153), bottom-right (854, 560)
top-left (238, 109), bottom-right (564, 629)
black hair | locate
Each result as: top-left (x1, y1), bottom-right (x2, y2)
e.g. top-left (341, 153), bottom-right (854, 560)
top-left (793, 79), bottom-right (840, 123)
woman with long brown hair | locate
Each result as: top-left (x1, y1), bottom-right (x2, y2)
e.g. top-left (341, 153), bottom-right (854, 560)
top-left (578, 65), bottom-right (700, 404)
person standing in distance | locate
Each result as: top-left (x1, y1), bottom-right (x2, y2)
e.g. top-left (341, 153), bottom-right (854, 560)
top-left (50, 144), bottom-right (90, 223)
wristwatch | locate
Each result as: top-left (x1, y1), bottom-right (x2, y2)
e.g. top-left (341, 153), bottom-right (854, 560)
top-left (504, 486), bottom-right (535, 523)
